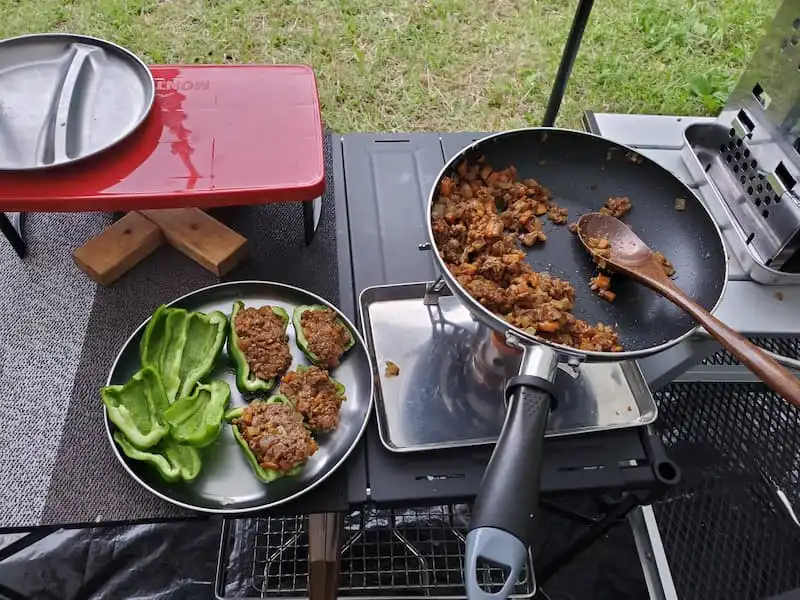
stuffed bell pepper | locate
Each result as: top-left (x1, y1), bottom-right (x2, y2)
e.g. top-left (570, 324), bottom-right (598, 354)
top-left (226, 395), bottom-right (318, 483)
top-left (140, 304), bottom-right (228, 403)
top-left (227, 301), bottom-right (292, 394)
top-left (279, 365), bottom-right (346, 433)
top-left (292, 305), bottom-right (355, 369)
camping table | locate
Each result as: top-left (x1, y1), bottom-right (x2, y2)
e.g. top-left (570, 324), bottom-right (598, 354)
top-left (0, 64), bottom-right (326, 271)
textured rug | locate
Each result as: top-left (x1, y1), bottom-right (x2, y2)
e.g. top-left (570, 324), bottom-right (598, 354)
top-left (0, 138), bottom-right (340, 528)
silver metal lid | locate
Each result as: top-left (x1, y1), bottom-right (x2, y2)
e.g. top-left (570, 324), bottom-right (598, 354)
top-left (0, 33), bottom-right (155, 171)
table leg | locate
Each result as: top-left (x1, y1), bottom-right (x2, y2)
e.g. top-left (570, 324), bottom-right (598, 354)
top-left (304, 197), bottom-right (322, 246)
top-left (541, 0), bottom-right (595, 127)
top-left (1, 212), bottom-right (27, 258)
top-left (308, 512), bottom-right (343, 600)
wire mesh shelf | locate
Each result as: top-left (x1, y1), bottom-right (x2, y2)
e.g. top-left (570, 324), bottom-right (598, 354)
top-left (703, 337), bottom-right (800, 366)
top-left (652, 381), bottom-right (800, 600)
top-left (220, 505), bottom-right (535, 599)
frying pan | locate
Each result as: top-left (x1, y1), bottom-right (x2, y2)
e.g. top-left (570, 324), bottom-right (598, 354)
top-left (424, 128), bottom-right (728, 599)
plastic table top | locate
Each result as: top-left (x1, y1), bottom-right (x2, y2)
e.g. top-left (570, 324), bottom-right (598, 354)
top-left (0, 64), bottom-right (325, 212)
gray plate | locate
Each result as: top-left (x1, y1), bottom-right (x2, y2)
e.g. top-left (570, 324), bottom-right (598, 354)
top-left (103, 281), bottom-right (374, 514)
top-left (360, 282), bottom-right (657, 453)
top-left (0, 33), bottom-right (155, 171)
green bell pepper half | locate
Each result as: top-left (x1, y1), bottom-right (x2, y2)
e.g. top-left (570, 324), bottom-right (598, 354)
top-left (101, 366), bottom-right (169, 450)
top-left (226, 395), bottom-right (305, 483)
top-left (292, 304), bottom-right (355, 367)
top-left (114, 431), bottom-right (201, 483)
top-left (140, 304), bottom-right (228, 403)
top-left (227, 301), bottom-right (290, 394)
top-left (164, 379), bottom-right (231, 447)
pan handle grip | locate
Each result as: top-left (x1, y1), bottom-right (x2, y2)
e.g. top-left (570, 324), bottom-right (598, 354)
top-left (465, 528), bottom-right (528, 600)
top-left (465, 381), bottom-right (553, 600)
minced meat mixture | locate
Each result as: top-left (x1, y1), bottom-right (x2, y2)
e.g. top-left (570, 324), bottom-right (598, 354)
top-left (431, 160), bottom-right (622, 352)
top-left (590, 273), bottom-right (615, 302)
top-left (586, 236), bottom-right (611, 269)
top-left (600, 196), bottom-right (632, 219)
top-left (300, 308), bottom-right (351, 368)
top-left (234, 306), bottom-right (292, 381)
top-left (280, 366), bottom-right (345, 432)
top-left (234, 402), bottom-right (318, 473)
top-left (653, 251), bottom-right (676, 277)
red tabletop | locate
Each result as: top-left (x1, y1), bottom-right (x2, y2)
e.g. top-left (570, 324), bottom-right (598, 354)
top-left (0, 65), bottom-right (325, 212)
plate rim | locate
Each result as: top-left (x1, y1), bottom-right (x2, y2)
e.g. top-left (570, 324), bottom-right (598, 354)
top-left (0, 32), bottom-right (156, 172)
top-left (102, 280), bottom-right (375, 515)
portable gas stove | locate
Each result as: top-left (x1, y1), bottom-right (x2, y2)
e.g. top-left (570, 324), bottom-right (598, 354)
top-left (215, 131), bottom-right (681, 600)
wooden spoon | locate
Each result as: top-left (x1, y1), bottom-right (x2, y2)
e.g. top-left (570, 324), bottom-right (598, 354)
top-left (577, 212), bottom-right (800, 408)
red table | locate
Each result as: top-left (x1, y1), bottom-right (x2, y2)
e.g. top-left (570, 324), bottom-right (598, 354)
top-left (0, 64), bottom-right (326, 258)
top-left (0, 64), bottom-right (325, 212)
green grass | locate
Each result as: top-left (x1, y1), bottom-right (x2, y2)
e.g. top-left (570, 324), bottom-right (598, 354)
top-left (0, 0), bottom-right (780, 131)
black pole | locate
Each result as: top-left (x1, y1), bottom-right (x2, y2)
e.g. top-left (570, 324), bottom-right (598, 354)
top-left (0, 212), bottom-right (26, 258)
top-left (541, 0), bottom-right (595, 127)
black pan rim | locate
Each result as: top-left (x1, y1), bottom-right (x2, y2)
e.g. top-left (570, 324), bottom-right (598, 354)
top-left (425, 126), bottom-right (730, 361)
top-left (102, 280), bottom-right (375, 515)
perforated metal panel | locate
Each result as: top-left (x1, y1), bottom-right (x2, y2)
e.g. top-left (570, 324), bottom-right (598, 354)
top-left (712, 0), bottom-right (800, 269)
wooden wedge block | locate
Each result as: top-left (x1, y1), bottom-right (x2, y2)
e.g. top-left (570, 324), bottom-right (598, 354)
top-left (73, 212), bottom-right (164, 286)
top-left (140, 208), bottom-right (248, 276)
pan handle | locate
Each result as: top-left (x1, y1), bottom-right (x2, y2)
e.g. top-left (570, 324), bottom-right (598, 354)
top-left (465, 345), bottom-right (558, 600)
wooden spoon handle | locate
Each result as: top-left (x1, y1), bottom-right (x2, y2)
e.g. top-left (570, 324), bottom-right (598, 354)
top-left (654, 279), bottom-right (800, 408)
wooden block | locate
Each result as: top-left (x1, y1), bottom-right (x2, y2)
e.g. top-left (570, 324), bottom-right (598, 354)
top-left (140, 208), bottom-right (248, 276)
top-left (73, 212), bottom-right (165, 286)
top-left (308, 512), bottom-right (343, 600)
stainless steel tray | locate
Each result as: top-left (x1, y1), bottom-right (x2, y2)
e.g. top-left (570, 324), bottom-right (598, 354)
top-left (359, 282), bottom-right (657, 453)
top-left (0, 33), bottom-right (155, 171)
top-left (104, 281), bottom-right (374, 514)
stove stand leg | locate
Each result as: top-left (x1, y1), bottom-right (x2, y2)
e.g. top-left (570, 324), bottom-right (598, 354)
top-left (541, 0), bottom-right (595, 127)
top-left (1, 212), bottom-right (27, 258)
top-left (534, 492), bottom-right (641, 585)
top-left (304, 197), bottom-right (323, 246)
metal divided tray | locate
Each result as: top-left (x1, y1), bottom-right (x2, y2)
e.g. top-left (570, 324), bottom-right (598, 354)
top-left (0, 33), bottom-right (155, 170)
top-left (359, 282), bottom-right (657, 453)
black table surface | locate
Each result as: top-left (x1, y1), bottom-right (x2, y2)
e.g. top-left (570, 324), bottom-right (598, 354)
top-left (1, 130), bottom-right (669, 531)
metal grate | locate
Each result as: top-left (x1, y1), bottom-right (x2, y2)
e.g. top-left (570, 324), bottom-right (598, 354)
top-left (703, 336), bottom-right (800, 365)
top-left (242, 505), bottom-right (535, 599)
top-left (251, 515), bottom-right (308, 594)
top-left (652, 381), bottom-right (800, 600)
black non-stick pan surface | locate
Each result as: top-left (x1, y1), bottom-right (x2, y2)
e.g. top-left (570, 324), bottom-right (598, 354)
top-left (437, 128), bottom-right (728, 357)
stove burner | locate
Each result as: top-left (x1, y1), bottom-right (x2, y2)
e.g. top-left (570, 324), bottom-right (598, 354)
top-left (470, 329), bottom-right (522, 389)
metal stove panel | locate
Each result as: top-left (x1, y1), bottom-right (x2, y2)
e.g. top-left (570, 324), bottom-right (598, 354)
top-left (709, 0), bottom-right (800, 271)
top-left (359, 282), bottom-right (657, 453)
